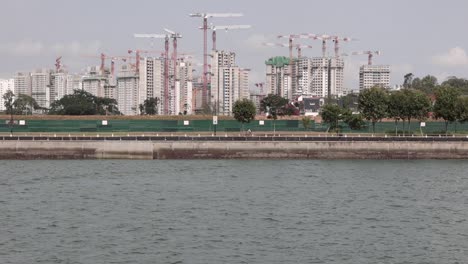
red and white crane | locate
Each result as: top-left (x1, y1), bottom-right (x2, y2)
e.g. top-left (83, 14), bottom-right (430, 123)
top-left (55, 56), bottom-right (62, 72)
top-left (127, 49), bottom-right (164, 73)
top-left (134, 33), bottom-right (171, 114)
top-left (263, 42), bottom-right (313, 58)
top-left (189, 12), bottom-right (243, 106)
top-left (209, 24), bottom-right (251, 51)
top-left (164, 29), bottom-right (182, 85)
top-left (351, 50), bottom-right (381, 65)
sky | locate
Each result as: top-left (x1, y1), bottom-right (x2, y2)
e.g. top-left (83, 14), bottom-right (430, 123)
top-left (1, 0), bottom-right (468, 91)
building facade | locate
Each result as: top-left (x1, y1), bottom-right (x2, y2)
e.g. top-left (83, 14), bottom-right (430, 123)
top-left (139, 57), bottom-right (165, 115)
top-left (265, 56), bottom-right (291, 99)
top-left (30, 69), bottom-right (52, 109)
top-left (211, 51), bottom-right (250, 115)
top-left (310, 57), bottom-right (345, 98)
top-left (359, 65), bottom-right (390, 91)
top-left (117, 64), bottom-right (139, 115)
top-left (0, 79), bottom-right (15, 111)
top-left (14, 72), bottom-right (31, 96)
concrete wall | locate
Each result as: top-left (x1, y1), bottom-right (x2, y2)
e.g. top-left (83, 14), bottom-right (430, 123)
top-left (1, 140), bottom-right (468, 159)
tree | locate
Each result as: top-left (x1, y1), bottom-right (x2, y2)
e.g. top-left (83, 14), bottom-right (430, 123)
top-left (455, 96), bottom-right (468, 123)
top-left (388, 90), bottom-right (406, 135)
top-left (49, 90), bottom-right (119, 115)
top-left (232, 99), bottom-right (256, 131)
top-left (320, 104), bottom-right (343, 133)
top-left (413, 75), bottom-right (438, 95)
top-left (401, 89), bottom-right (431, 134)
top-left (139, 97), bottom-right (159, 115)
top-left (358, 86), bottom-right (389, 133)
top-left (2, 90), bottom-right (15, 115)
top-left (12, 94), bottom-right (40, 115)
top-left (403, 73), bottom-right (414, 88)
top-left (302, 116), bottom-right (312, 130)
top-left (260, 94), bottom-right (288, 119)
top-left (343, 112), bottom-right (366, 130)
top-left (433, 86), bottom-right (460, 134)
top-left (441, 76), bottom-right (468, 95)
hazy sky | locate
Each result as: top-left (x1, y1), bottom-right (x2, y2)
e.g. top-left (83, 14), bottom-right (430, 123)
top-left (1, 0), bottom-right (468, 90)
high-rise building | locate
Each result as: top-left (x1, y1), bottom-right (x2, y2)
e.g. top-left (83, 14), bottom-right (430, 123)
top-left (359, 65), bottom-right (390, 91)
top-left (265, 56), bottom-right (291, 99)
top-left (177, 59), bottom-right (193, 115)
top-left (82, 66), bottom-right (109, 98)
top-left (211, 50), bottom-right (250, 115)
top-left (66, 74), bottom-right (82, 95)
top-left (117, 64), bottom-right (139, 115)
top-left (310, 57), bottom-right (345, 97)
top-left (31, 69), bottom-right (52, 109)
top-left (139, 57), bottom-right (165, 114)
top-left (14, 72), bottom-right (31, 96)
top-left (53, 72), bottom-right (68, 101)
top-left (294, 57), bottom-right (313, 97)
top-left (0, 79), bottom-right (15, 111)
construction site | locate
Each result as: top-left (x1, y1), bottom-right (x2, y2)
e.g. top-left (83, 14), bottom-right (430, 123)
top-left (1, 12), bottom-right (392, 118)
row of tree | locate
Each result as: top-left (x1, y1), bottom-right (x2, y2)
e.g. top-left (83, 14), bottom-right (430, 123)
top-left (346, 86), bottom-right (468, 134)
top-left (2, 90), bottom-right (41, 115)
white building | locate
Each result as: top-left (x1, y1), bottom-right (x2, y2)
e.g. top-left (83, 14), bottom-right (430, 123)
top-left (53, 72), bottom-right (68, 101)
top-left (14, 72), bottom-right (31, 96)
top-left (82, 66), bottom-right (109, 98)
top-left (310, 57), bottom-right (345, 98)
top-left (359, 65), bottom-right (390, 91)
top-left (66, 74), bottom-right (82, 95)
top-left (0, 79), bottom-right (15, 111)
top-left (177, 59), bottom-right (193, 115)
top-left (265, 56), bottom-right (291, 99)
top-left (139, 57), bottom-right (165, 114)
top-left (117, 64), bottom-right (139, 115)
top-left (211, 51), bottom-right (250, 115)
top-left (31, 69), bottom-right (52, 109)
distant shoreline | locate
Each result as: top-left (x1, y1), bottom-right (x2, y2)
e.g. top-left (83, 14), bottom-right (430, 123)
top-left (1, 136), bottom-right (468, 159)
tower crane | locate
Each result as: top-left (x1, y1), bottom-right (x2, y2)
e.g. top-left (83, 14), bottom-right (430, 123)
top-left (209, 24), bottom-right (251, 51)
top-left (351, 51), bottom-right (381, 65)
top-left (164, 29), bottom-right (182, 84)
top-left (55, 56), bottom-right (62, 72)
top-left (263, 42), bottom-right (313, 58)
top-left (127, 49), bottom-right (164, 73)
top-left (134, 33), bottom-right (171, 115)
top-left (189, 12), bottom-right (243, 105)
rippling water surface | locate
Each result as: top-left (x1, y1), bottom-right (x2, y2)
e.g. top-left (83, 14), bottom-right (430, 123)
top-left (1, 160), bottom-right (467, 264)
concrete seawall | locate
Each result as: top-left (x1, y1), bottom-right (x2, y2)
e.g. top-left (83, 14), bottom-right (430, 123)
top-left (1, 140), bottom-right (468, 159)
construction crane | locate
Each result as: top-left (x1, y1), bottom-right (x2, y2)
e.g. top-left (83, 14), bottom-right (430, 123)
top-left (134, 33), bottom-right (171, 115)
top-left (127, 49), bottom-right (164, 73)
top-left (164, 29), bottom-right (182, 85)
top-left (263, 42), bottom-right (313, 58)
top-left (351, 51), bottom-right (381, 65)
top-left (209, 24), bottom-right (251, 51)
top-left (331, 36), bottom-right (356, 58)
top-left (55, 56), bottom-right (62, 72)
top-left (189, 12), bottom-right (243, 106)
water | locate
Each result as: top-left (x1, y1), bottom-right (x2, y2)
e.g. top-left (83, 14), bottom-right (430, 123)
top-left (0, 160), bottom-right (467, 264)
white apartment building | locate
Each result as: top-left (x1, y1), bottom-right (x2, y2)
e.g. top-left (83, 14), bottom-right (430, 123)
top-left (0, 79), bottom-right (15, 111)
top-left (139, 57), bottom-right (165, 114)
top-left (211, 50), bottom-right (250, 115)
top-left (117, 64), bottom-right (139, 115)
top-left (14, 72), bottom-right (31, 96)
top-left (82, 66), bottom-right (109, 98)
top-left (31, 69), bottom-right (52, 109)
top-left (53, 72), bottom-right (68, 101)
top-left (265, 56), bottom-right (291, 99)
top-left (294, 57), bottom-right (313, 97)
top-left (66, 74), bottom-right (82, 95)
top-left (310, 57), bottom-right (345, 97)
top-left (177, 59), bottom-right (193, 115)
top-left (359, 65), bottom-right (390, 91)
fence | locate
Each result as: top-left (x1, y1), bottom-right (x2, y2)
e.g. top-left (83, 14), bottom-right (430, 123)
top-left (1, 118), bottom-right (467, 134)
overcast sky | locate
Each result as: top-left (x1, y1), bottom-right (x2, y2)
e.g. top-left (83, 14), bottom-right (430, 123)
top-left (1, 0), bottom-right (468, 90)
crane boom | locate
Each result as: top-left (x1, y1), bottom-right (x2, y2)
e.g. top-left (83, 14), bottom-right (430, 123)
top-left (134, 34), bottom-right (167, 38)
